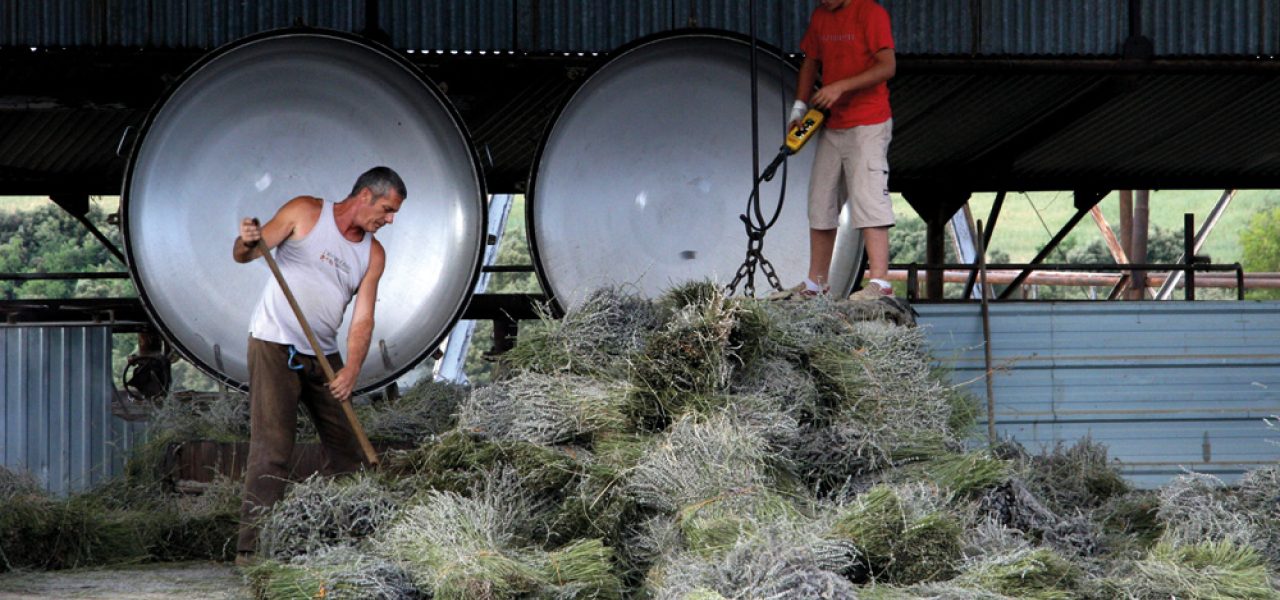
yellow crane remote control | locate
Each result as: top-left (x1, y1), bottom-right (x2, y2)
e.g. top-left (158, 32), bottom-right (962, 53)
top-left (760, 108), bottom-right (827, 182)
top-left (785, 108), bottom-right (826, 154)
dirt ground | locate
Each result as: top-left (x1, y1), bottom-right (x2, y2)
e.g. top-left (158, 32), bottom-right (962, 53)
top-left (0, 561), bottom-right (248, 599)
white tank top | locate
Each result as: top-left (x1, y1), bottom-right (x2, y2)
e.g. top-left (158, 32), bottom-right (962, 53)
top-left (249, 200), bottom-right (372, 355)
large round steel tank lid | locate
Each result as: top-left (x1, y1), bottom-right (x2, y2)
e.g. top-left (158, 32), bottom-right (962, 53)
top-left (123, 30), bottom-right (486, 394)
top-left (528, 32), bottom-right (863, 311)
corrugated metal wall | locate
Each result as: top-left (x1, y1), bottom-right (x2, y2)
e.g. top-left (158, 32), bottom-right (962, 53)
top-left (515, 0), bottom-right (673, 54)
top-left (1, 326), bottom-right (146, 496)
top-left (919, 302), bottom-right (1280, 488)
top-left (388, 0), bottom-right (811, 53)
top-left (975, 0), bottom-right (1125, 55)
top-left (1, 0), bottom-right (366, 48)
top-left (2, 0), bottom-right (1276, 56)
top-left (1145, 0), bottom-right (1279, 56)
top-left (386, 0), bottom-right (514, 52)
top-left (882, 0), bottom-right (972, 55)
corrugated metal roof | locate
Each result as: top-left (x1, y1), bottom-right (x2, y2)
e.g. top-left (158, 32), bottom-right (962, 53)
top-left (0, 107), bottom-right (141, 194)
top-left (919, 302), bottom-right (1280, 488)
top-left (1014, 72), bottom-right (1280, 188)
top-left (889, 72), bottom-right (1095, 174)
top-left (2, 326), bottom-right (147, 496)
top-left (875, 64), bottom-right (1280, 191)
top-left (468, 75), bottom-right (577, 189)
top-left (2, 0), bottom-right (1277, 56)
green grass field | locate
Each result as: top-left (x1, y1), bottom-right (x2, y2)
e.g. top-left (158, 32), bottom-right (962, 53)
top-left (893, 189), bottom-right (1280, 265)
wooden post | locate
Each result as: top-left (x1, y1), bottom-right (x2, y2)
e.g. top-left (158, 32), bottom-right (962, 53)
top-left (1130, 190), bottom-right (1150, 299)
top-left (1119, 190), bottom-right (1134, 299)
top-left (1119, 191), bottom-right (1134, 255)
top-left (1089, 205), bottom-right (1136, 299)
top-left (977, 219), bottom-right (996, 447)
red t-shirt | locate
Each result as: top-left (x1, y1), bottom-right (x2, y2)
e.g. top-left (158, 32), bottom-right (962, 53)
top-left (800, 0), bottom-right (894, 129)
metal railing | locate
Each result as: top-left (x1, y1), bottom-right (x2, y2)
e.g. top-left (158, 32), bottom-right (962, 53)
top-left (895, 262), bottom-right (1246, 302)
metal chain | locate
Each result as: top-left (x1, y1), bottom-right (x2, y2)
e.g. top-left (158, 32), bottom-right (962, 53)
top-left (728, 1), bottom-right (789, 299)
top-left (725, 213), bottom-right (784, 297)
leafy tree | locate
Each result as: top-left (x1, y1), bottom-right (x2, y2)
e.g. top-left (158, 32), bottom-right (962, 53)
top-left (891, 217), bottom-right (949, 264)
top-left (0, 202), bottom-right (134, 300)
top-left (1241, 207), bottom-right (1280, 300)
top-left (1066, 225), bottom-right (1184, 265)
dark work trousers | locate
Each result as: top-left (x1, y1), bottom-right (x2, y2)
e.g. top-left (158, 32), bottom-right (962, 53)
top-left (237, 336), bottom-right (366, 554)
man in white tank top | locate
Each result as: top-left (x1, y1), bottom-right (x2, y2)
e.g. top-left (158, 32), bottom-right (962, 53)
top-left (230, 166), bottom-right (405, 565)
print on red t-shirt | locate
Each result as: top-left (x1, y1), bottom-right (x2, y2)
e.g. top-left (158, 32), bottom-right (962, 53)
top-left (800, 0), bottom-right (894, 129)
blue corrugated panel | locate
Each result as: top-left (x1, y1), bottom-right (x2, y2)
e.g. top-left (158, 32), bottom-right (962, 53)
top-left (1, 326), bottom-right (146, 496)
top-left (676, 0), bottom-right (808, 53)
top-left (383, 0), bottom-right (515, 51)
top-left (1145, 0), bottom-right (1278, 56)
top-left (918, 302), bottom-right (1280, 487)
top-left (1, 0), bottom-right (83, 47)
top-left (978, 0), bottom-right (1124, 55)
top-left (518, 0), bottom-right (675, 53)
top-left (882, 0), bottom-right (972, 55)
top-left (152, 0), bottom-right (365, 49)
top-left (0, 0), bottom-right (365, 49)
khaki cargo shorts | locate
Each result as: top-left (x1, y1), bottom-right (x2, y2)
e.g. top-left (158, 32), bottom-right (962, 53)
top-left (807, 118), bottom-right (893, 230)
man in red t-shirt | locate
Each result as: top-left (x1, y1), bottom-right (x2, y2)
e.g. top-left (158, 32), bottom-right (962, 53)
top-left (786, 0), bottom-right (896, 300)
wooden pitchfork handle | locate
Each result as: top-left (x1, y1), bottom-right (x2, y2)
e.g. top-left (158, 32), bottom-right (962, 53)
top-left (251, 219), bottom-right (379, 466)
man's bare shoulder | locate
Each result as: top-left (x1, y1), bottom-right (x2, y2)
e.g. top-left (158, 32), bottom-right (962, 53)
top-left (282, 195), bottom-right (323, 213)
top-left (272, 196), bottom-right (324, 238)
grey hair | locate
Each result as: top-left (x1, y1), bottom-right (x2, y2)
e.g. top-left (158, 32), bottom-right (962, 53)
top-left (350, 166), bottom-right (407, 201)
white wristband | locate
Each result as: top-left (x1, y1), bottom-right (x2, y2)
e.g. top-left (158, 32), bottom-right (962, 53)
top-left (789, 100), bottom-right (808, 123)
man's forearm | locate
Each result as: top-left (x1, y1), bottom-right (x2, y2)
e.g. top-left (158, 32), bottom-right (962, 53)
top-left (796, 58), bottom-right (819, 104)
top-left (232, 236), bottom-right (258, 263)
top-left (343, 318), bottom-right (374, 375)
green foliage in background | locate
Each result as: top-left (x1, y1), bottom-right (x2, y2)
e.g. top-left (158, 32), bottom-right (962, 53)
top-left (464, 199), bottom-right (541, 386)
top-left (1241, 207), bottom-right (1280, 300)
top-left (0, 200), bottom-right (133, 300)
top-left (891, 191), bottom-right (1246, 300)
top-left (1061, 225), bottom-right (1183, 265)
